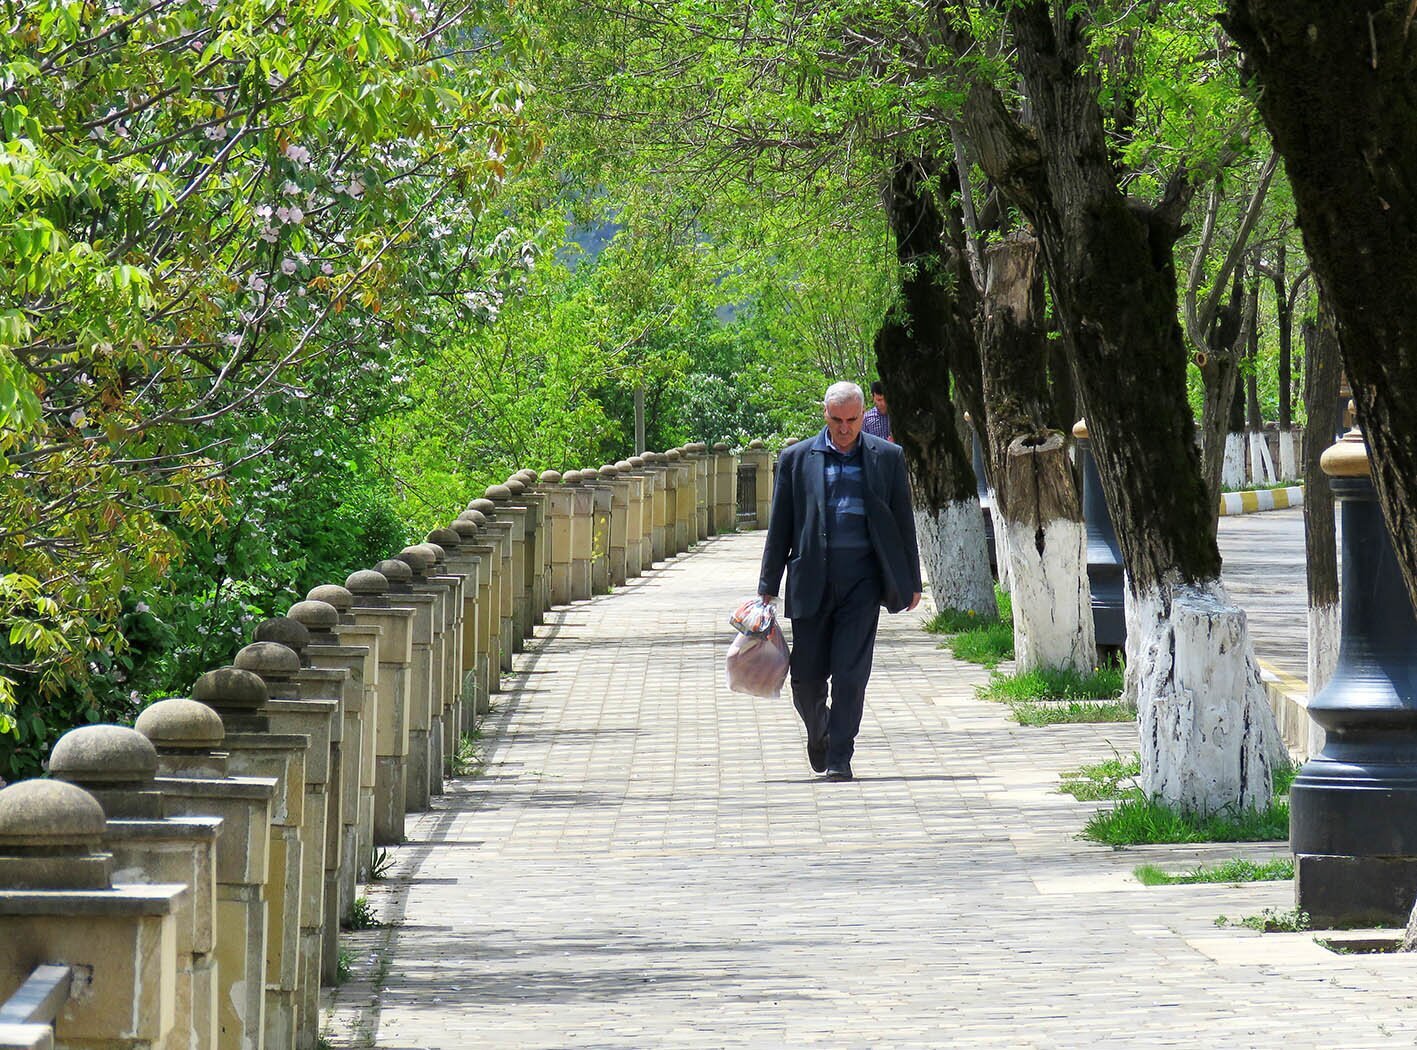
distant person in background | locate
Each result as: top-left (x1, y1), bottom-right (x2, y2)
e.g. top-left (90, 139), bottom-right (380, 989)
top-left (863, 381), bottom-right (892, 442)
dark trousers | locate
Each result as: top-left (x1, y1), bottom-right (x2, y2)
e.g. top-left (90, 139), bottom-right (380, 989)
top-left (789, 572), bottom-right (882, 767)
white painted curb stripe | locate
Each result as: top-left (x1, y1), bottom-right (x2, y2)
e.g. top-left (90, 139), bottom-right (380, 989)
top-left (1218, 485), bottom-right (1304, 516)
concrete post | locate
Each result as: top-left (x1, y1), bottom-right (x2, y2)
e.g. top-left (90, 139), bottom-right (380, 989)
top-left (685, 443), bottom-right (710, 540)
top-left (469, 499), bottom-right (515, 675)
top-left (457, 510), bottom-right (503, 697)
top-left (670, 449), bottom-right (696, 552)
top-left (563, 471), bottom-right (594, 601)
top-left (597, 465), bottom-right (630, 587)
top-left (138, 697), bottom-right (276, 1050)
top-left (505, 476), bottom-right (547, 629)
top-left (344, 570), bottom-right (414, 848)
top-left (742, 439), bottom-right (773, 529)
top-left (192, 666), bottom-right (308, 1050)
top-left (579, 467), bottom-right (612, 594)
top-left (483, 487), bottom-right (530, 650)
top-left (399, 544), bottom-right (460, 796)
top-left (310, 584), bottom-right (380, 888)
top-left (0, 779), bottom-right (183, 1050)
top-left (444, 521), bottom-right (485, 726)
top-left (426, 529), bottom-right (474, 775)
top-left (535, 472), bottom-right (570, 607)
top-left (234, 640), bottom-right (336, 1050)
top-left (371, 559), bottom-right (437, 817)
top-left (50, 725), bottom-right (222, 1050)
top-left (626, 456), bottom-right (653, 569)
top-left (712, 442), bottom-right (736, 533)
top-left (642, 452), bottom-right (669, 563)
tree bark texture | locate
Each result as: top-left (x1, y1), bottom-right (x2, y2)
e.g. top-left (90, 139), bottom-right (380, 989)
top-left (979, 235), bottom-right (1095, 671)
top-left (1224, 0), bottom-right (1417, 618)
top-left (875, 155), bottom-right (996, 615)
top-left (1302, 309), bottom-right (1341, 700)
top-left (1197, 271), bottom-right (1247, 536)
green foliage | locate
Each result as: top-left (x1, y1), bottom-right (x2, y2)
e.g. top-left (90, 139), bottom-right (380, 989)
top-left (343, 896), bottom-right (381, 931)
top-left (1215, 908), bottom-right (1310, 933)
top-left (1059, 753), bottom-right (1142, 802)
top-left (1134, 857), bottom-right (1293, 886)
top-left (979, 666), bottom-right (1125, 704)
top-left (1083, 796), bottom-right (1290, 846)
top-left (1272, 759), bottom-right (1301, 797)
top-left (335, 948), bottom-right (354, 986)
top-left (1010, 699), bottom-right (1137, 727)
top-left (945, 623), bottom-right (1015, 668)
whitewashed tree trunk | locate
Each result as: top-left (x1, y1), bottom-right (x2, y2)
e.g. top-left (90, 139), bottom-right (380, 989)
top-left (1005, 518), bottom-right (1096, 673)
top-left (1248, 430), bottom-right (1276, 485)
top-left (988, 488), bottom-right (1013, 593)
top-left (1307, 601), bottom-right (1339, 756)
top-left (916, 499), bottom-right (996, 615)
top-left (1278, 427), bottom-right (1298, 481)
top-left (1127, 576), bottom-right (1287, 812)
top-left (1222, 432), bottom-right (1246, 490)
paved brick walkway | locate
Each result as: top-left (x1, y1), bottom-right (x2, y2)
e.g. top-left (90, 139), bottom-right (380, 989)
top-left (325, 531), bottom-right (1417, 1049)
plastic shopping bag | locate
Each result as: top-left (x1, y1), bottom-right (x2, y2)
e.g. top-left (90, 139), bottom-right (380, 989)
top-left (726, 597), bottom-right (790, 699)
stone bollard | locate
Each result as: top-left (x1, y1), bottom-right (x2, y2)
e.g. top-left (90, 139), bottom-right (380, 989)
top-left (614, 461), bottom-right (646, 579)
top-left (1291, 425), bottom-right (1417, 926)
top-left (138, 697), bottom-right (276, 1050)
top-left (672, 449), bottom-right (697, 551)
top-left (579, 466), bottom-right (613, 594)
top-left (626, 456), bottom-right (653, 570)
top-left (450, 517), bottom-right (496, 711)
top-left (538, 471), bottom-right (574, 607)
top-left (345, 569), bottom-right (414, 847)
top-left (284, 600), bottom-right (369, 981)
top-left (598, 465), bottom-right (631, 587)
top-left (456, 510), bottom-right (502, 698)
top-left (233, 641), bottom-right (334, 1050)
top-left (657, 450), bottom-right (681, 556)
top-left (712, 442), bottom-right (737, 534)
top-left (505, 476), bottom-right (547, 630)
top-left (397, 544), bottom-right (457, 799)
top-left (309, 584), bottom-right (380, 886)
top-left (191, 666), bottom-right (307, 1050)
top-left (562, 471), bottom-right (595, 601)
top-left (50, 725), bottom-right (222, 1050)
top-left (426, 529), bottom-right (476, 775)
top-left (684, 442), bottom-right (710, 541)
top-left (742, 440), bottom-right (773, 529)
top-left (370, 560), bottom-right (436, 818)
top-left (469, 499), bottom-right (515, 674)
top-left (483, 486), bottom-right (530, 649)
top-left (0, 779), bottom-right (184, 1050)
top-left (1072, 420), bottom-right (1126, 655)
top-left (642, 452), bottom-right (669, 563)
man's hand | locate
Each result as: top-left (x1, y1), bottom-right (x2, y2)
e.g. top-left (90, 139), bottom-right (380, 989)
top-left (907, 591), bottom-right (922, 612)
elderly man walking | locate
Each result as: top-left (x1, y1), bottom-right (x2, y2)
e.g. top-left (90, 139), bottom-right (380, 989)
top-left (758, 381), bottom-right (922, 780)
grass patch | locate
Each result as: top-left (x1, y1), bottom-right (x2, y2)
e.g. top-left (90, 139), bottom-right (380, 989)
top-left (1059, 752), bottom-right (1141, 801)
top-left (1215, 907), bottom-right (1309, 933)
top-left (979, 664), bottom-right (1125, 703)
top-left (453, 730), bottom-right (485, 777)
top-left (1222, 481), bottom-right (1299, 493)
top-left (1011, 699), bottom-right (1136, 726)
top-left (924, 606), bottom-right (995, 635)
top-left (1272, 759), bottom-right (1301, 797)
top-left (1083, 795), bottom-right (1289, 846)
top-left (946, 621), bottom-right (1015, 667)
top-left (1134, 857), bottom-right (1294, 886)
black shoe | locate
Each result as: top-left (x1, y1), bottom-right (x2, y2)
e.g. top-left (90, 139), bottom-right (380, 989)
top-left (807, 732), bottom-right (828, 774)
top-left (824, 763), bottom-right (853, 782)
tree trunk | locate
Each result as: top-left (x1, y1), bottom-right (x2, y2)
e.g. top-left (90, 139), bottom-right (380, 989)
top-left (1198, 269), bottom-right (1246, 533)
top-left (875, 156), bottom-right (996, 616)
top-left (979, 235), bottom-right (1095, 672)
top-left (1243, 279), bottom-right (1275, 485)
top-left (1224, 0), bottom-right (1417, 624)
top-left (964, 2), bottom-right (1284, 812)
top-left (1301, 308), bottom-right (1341, 728)
top-left (1270, 245), bottom-right (1301, 481)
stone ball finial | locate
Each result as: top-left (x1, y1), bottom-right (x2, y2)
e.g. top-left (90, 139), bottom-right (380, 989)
top-left (628, 456), bottom-right (645, 468)
top-left (345, 569), bottom-right (389, 597)
top-left (504, 478), bottom-right (526, 496)
top-left (469, 498), bottom-right (496, 515)
top-left (413, 542), bottom-right (445, 566)
top-left (254, 616), bottom-right (310, 657)
top-left (599, 464), bottom-right (620, 479)
top-left (484, 484), bottom-right (511, 502)
top-left (713, 441), bottom-right (730, 452)
top-left (614, 460), bottom-right (632, 471)
top-left (234, 641), bottom-right (301, 679)
top-left (641, 451), bottom-right (660, 464)
top-left (395, 548), bottom-right (433, 578)
top-left (666, 449), bottom-right (682, 462)
top-left (749, 439), bottom-right (765, 449)
top-left (1072, 418), bottom-right (1089, 440)
top-left (427, 527), bottom-right (460, 549)
top-left (50, 724), bottom-right (159, 786)
top-left (450, 519), bottom-right (479, 540)
top-left (136, 698), bottom-right (226, 751)
top-left (782, 438), bottom-right (798, 448)
top-left (288, 600), bottom-right (340, 642)
top-left (517, 469), bottom-right (537, 483)
top-left (375, 558), bottom-right (414, 588)
top-left (465, 508), bottom-right (488, 526)
top-left (1321, 425), bottom-right (1370, 479)
top-left (0, 779), bottom-right (107, 847)
top-left (307, 584), bottom-right (353, 615)
top-left (563, 469), bottom-right (582, 484)
top-left (192, 666), bottom-right (269, 712)
top-left (539, 470), bottom-right (563, 485)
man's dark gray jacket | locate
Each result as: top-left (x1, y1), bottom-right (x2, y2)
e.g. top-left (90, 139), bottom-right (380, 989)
top-left (758, 430), bottom-right (923, 620)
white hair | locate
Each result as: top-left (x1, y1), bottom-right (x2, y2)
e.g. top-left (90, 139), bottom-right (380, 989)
top-left (823, 381), bottom-right (865, 410)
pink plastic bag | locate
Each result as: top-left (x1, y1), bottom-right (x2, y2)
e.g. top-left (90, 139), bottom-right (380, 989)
top-left (726, 620), bottom-right (790, 699)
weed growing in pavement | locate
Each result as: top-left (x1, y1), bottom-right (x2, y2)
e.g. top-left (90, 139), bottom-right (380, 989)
top-left (1010, 699), bottom-right (1136, 726)
top-left (925, 606), bottom-right (999, 635)
top-left (343, 896), bottom-right (381, 931)
top-left (368, 848), bottom-right (394, 882)
top-left (1134, 857), bottom-right (1294, 886)
top-left (1059, 752), bottom-right (1141, 801)
top-left (1083, 796), bottom-right (1289, 846)
top-left (453, 730), bottom-right (484, 777)
top-left (979, 664), bottom-right (1125, 703)
top-left (1215, 907), bottom-right (1310, 933)
top-left (1272, 758), bottom-right (1302, 796)
top-left (946, 621), bottom-right (1015, 667)
top-left (335, 947), bottom-right (354, 985)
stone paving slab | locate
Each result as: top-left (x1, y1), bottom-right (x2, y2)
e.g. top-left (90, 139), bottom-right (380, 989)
top-left (324, 530), bottom-right (1417, 1049)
